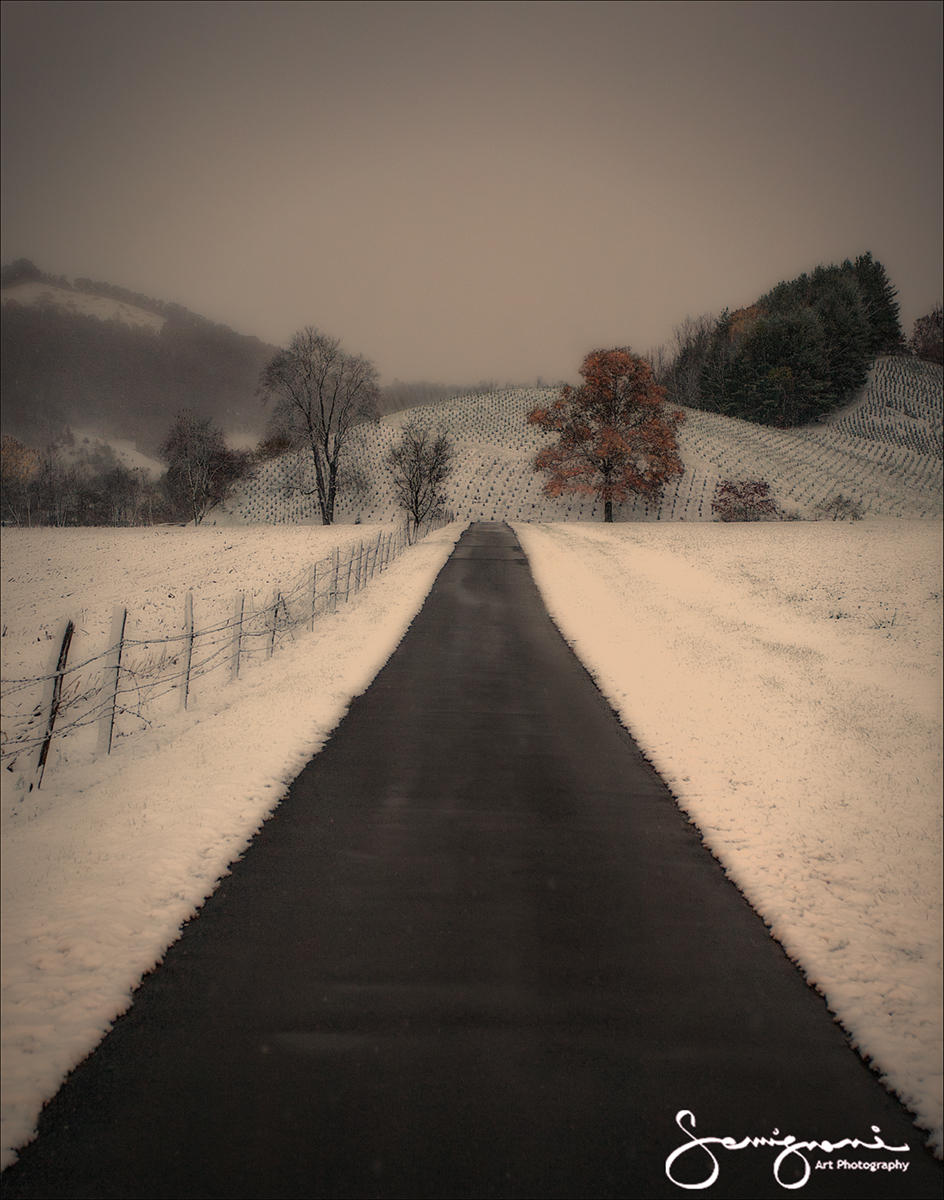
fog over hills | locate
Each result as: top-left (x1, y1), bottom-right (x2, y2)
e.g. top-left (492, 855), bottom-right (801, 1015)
top-left (0, 264), bottom-right (491, 456)
top-left (0, 263), bottom-right (277, 455)
top-left (2, 263), bottom-right (941, 528)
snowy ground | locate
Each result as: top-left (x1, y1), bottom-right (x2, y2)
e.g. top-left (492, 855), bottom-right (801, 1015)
top-left (513, 518), bottom-right (943, 1155)
top-left (2, 517), bottom-right (941, 1168)
top-left (0, 521), bottom-right (467, 1169)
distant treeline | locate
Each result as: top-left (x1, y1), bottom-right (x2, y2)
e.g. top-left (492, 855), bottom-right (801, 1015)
top-left (1, 417), bottom-right (255, 529)
top-left (652, 252), bottom-right (915, 426)
top-left (1, 431), bottom-right (168, 527)
top-left (0, 260), bottom-right (501, 454)
top-left (2, 256), bottom-right (225, 325)
top-left (377, 379), bottom-right (502, 415)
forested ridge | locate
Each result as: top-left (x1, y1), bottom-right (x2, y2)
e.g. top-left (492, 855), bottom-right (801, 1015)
top-left (653, 252), bottom-right (933, 427)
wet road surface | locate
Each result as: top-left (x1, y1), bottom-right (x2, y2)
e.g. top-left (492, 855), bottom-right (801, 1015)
top-left (2, 522), bottom-right (941, 1198)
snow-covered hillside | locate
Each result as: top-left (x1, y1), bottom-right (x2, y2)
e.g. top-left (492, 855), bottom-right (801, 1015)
top-left (820, 355), bottom-right (943, 458)
top-left (216, 356), bottom-right (943, 526)
top-left (1, 280), bottom-right (165, 333)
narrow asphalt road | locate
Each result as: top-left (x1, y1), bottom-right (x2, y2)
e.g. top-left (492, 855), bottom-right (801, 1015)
top-left (2, 522), bottom-right (940, 1200)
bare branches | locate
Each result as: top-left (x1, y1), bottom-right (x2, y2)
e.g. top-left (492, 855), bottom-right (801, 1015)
top-left (160, 410), bottom-right (254, 525)
top-left (386, 422), bottom-right (454, 541)
top-left (258, 327), bottom-right (379, 524)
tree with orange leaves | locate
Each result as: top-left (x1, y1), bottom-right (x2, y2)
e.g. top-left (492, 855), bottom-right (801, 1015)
top-left (527, 348), bottom-right (684, 522)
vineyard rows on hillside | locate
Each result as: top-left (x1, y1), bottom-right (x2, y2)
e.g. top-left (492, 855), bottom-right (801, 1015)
top-left (215, 358), bottom-right (942, 527)
top-left (821, 356), bottom-right (943, 458)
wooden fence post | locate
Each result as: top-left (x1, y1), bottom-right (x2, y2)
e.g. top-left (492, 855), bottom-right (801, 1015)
top-left (36, 619), bottom-right (75, 789)
top-left (268, 592), bottom-right (281, 657)
top-left (310, 563), bottom-right (318, 631)
top-left (232, 593), bottom-right (245, 681)
top-left (182, 591), bottom-right (194, 711)
top-left (331, 546), bottom-right (340, 613)
top-left (99, 606), bottom-right (127, 756)
top-left (344, 548), bottom-right (354, 603)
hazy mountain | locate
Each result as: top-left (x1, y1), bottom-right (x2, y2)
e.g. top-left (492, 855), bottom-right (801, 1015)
top-left (0, 262), bottom-right (489, 457)
top-left (1, 261), bottom-right (278, 456)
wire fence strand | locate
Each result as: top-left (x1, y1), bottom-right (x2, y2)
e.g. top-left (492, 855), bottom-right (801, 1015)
top-left (1, 515), bottom-right (454, 780)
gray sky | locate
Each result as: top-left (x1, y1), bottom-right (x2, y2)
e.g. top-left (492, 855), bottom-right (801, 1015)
top-left (2, 0), bottom-right (941, 384)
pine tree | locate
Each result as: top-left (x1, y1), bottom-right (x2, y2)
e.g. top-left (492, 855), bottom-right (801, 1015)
top-left (852, 252), bottom-right (904, 357)
top-left (737, 310), bottom-right (829, 425)
top-left (813, 273), bottom-right (871, 400)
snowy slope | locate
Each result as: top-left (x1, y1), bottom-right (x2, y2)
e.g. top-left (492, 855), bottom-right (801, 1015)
top-left (514, 518), bottom-right (943, 1156)
top-left (819, 355), bottom-right (943, 458)
top-left (217, 356), bottom-right (943, 526)
top-left (1, 281), bottom-right (165, 333)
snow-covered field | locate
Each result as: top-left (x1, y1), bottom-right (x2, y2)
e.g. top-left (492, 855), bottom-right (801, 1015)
top-left (513, 517), bottom-right (943, 1155)
top-left (1, 517), bottom-right (942, 1169)
top-left (0, 521), bottom-right (467, 1169)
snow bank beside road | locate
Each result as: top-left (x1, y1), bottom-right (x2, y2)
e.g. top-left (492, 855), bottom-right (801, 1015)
top-left (513, 518), bottom-right (943, 1154)
top-left (0, 521), bottom-right (466, 1169)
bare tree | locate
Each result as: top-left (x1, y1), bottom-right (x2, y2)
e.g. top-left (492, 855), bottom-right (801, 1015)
top-left (665, 313), bottom-right (716, 408)
top-left (386, 421), bottom-right (454, 541)
top-left (258, 327), bottom-right (379, 525)
top-left (910, 304), bottom-right (943, 365)
top-left (160, 409), bottom-right (253, 524)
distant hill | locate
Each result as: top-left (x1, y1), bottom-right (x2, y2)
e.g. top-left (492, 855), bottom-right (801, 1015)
top-left (0, 262), bottom-right (486, 453)
top-left (215, 356), bottom-right (943, 525)
top-left (1, 262), bottom-right (277, 455)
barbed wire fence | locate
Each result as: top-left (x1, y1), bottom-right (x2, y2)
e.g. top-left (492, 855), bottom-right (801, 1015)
top-left (2, 514), bottom-right (455, 790)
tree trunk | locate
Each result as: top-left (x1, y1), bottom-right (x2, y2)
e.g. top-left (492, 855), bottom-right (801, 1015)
top-left (307, 443), bottom-right (331, 524)
top-left (324, 461), bottom-right (338, 525)
top-left (604, 499), bottom-right (613, 522)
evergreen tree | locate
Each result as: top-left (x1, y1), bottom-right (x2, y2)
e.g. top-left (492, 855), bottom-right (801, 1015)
top-left (699, 311), bottom-right (735, 415)
top-left (738, 310), bottom-right (829, 425)
top-left (698, 253), bottom-right (901, 426)
top-left (813, 272), bottom-right (871, 400)
top-left (852, 252), bottom-right (904, 356)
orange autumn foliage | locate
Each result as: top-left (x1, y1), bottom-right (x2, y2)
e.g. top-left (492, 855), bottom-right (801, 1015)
top-left (527, 348), bottom-right (684, 521)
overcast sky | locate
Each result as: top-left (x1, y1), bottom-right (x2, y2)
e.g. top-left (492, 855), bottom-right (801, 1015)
top-left (2, 0), bottom-right (941, 384)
